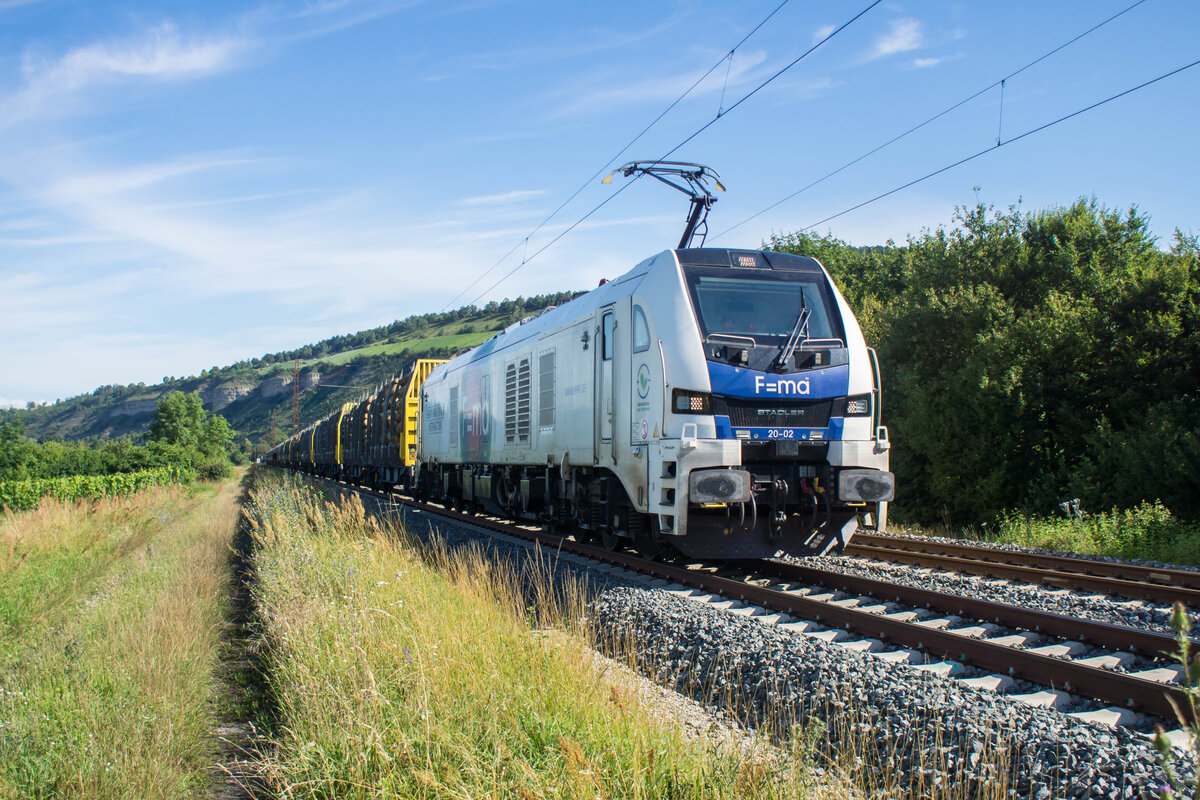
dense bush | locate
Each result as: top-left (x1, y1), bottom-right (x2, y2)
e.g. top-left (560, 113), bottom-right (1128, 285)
top-left (197, 458), bottom-right (233, 481)
top-left (0, 466), bottom-right (195, 512)
top-left (770, 198), bottom-right (1200, 525)
top-left (0, 391), bottom-right (238, 485)
top-left (991, 502), bottom-right (1200, 566)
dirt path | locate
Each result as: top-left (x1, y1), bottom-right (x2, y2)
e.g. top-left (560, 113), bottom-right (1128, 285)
top-left (209, 471), bottom-right (273, 799)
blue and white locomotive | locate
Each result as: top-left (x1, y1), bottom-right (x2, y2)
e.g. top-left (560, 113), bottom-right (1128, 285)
top-left (416, 245), bottom-right (894, 559)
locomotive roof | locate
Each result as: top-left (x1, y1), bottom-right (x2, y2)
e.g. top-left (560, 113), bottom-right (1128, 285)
top-left (439, 247), bottom-right (826, 373)
top-left (674, 248), bottom-right (824, 272)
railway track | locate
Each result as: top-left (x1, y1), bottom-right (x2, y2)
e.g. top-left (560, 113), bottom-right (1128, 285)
top-left (298, 472), bottom-right (1194, 727)
top-left (847, 532), bottom-right (1200, 606)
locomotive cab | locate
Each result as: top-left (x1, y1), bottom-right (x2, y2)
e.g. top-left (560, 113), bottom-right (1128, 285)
top-left (639, 248), bottom-right (894, 558)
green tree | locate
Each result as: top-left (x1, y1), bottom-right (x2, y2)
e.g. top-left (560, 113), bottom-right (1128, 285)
top-left (201, 415), bottom-right (235, 458)
top-left (147, 391), bottom-right (207, 449)
top-left (146, 391), bottom-right (238, 479)
top-left (0, 421), bottom-right (35, 481)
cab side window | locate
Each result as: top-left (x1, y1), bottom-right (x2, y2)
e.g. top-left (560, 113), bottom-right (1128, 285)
top-left (602, 312), bottom-right (614, 361)
top-left (632, 305), bottom-right (650, 353)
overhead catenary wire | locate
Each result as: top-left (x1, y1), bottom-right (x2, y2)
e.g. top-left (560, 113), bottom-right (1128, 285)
top-left (711, 0), bottom-right (1151, 241)
top-left (440, 0), bottom-right (795, 311)
top-left (652, 0), bottom-right (883, 165)
top-left (793, 56), bottom-right (1200, 234)
top-left (465, 0), bottom-right (884, 307)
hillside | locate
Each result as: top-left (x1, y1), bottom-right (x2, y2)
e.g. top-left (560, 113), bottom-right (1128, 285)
top-left (5, 293), bottom-right (579, 455)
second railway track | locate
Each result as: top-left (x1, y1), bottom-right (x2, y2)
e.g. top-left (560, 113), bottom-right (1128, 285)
top-left (847, 532), bottom-right (1200, 606)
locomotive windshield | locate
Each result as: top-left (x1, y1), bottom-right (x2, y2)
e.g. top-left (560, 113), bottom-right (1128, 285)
top-left (683, 267), bottom-right (843, 344)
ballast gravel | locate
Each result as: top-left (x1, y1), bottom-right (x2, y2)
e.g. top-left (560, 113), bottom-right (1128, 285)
top-left (327, 485), bottom-right (1194, 799)
top-left (798, 553), bottom-right (1187, 634)
top-left (593, 585), bottom-right (1192, 800)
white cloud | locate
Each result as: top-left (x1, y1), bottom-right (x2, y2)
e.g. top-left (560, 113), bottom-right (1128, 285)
top-left (767, 76), bottom-right (838, 106)
top-left (0, 396), bottom-right (27, 409)
top-left (547, 49), bottom-right (770, 119)
top-left (2, 25), bottom-right (248, 128)
top-left (458, 10), bottom-right (688, 72)
top-left (866, 18), bottom-right (923, 61)
top-left (272, 0), bottom-right (425, 44)
top-left (22, 24), bottom-right (244, 85)
top-left (459, 189), bottom-right (547, 206)
top-left (812, 24), bottom-right (836, 44)
top-left (47, 155), bottom-right (263, 199)
top-left (910, 53), bottom-right (963, 70)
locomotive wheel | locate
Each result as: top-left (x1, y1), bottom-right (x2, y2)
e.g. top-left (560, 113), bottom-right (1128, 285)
top-left (633, 534), bottom-right (661, 560)
top-left (600, 528), bottom-right (622, 551)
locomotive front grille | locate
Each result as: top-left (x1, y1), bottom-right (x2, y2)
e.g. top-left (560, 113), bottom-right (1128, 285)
top-left (713, 397), bottom-right (833, 428)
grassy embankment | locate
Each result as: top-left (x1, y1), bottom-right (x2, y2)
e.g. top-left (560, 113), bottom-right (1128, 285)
top-left (247, 475), bottom-right (846, 799)
top-left (897, 501), bottom-right (1200, 567)
top-left (0, 476), bottom-right (240, 799)
top-left (307, 328), bottom-right (498, 367)
top-left (248, 472), bottom-right (1020, 799)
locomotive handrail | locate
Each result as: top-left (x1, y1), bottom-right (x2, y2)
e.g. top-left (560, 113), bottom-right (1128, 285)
top-left (657, 339), bottom-right (669, 437)
top-left (705, 332), bottom-right (756, 346)
top-left (867, 346), bottom-right (882, 432)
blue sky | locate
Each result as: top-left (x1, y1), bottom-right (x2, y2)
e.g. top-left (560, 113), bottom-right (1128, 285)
top-left (1, 0), bottom-right (1197, 407)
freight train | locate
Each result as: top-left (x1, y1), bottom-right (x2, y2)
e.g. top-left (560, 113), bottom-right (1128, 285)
top-left (267, 245), bottom-right (894, 560)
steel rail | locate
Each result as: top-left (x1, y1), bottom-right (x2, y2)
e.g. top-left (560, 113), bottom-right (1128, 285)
top-left (846, 539), bottom-right (1200, 606)
top-left (852, 532), bottom-right (1200, 590)
top-left (297, 473), bottom-right (1192, 721)
top-left (760, 560), bottom-right (1187, 658)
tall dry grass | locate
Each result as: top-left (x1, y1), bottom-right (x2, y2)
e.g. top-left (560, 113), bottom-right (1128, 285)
top-left (248, 482), bottom-right (851, 799)
top-left (248, 477), bottom-right (1026, 799)
top-left (0, 477), bottom-right (240, 799)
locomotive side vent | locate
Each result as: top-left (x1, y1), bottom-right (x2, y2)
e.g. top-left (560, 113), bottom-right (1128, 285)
top-left (448, 385), bottom-right (459, 446)
top-left (505, 356), bottom-right (532, 447)
top-left (539, 350), bottom-right (556, 430)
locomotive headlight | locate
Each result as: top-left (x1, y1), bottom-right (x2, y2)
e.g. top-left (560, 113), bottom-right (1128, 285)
top-left (672, 388), bottom-right (712, 414)
top-left (835, 394), bottom-right (872, 416)
top-left (838, 469), bottom-right (895, 502)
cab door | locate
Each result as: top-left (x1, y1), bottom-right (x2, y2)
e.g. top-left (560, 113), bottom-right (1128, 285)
top-left (596, 307), bottom-right (615, 464)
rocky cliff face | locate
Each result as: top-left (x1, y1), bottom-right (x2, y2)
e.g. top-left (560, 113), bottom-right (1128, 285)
top-left (204, 383), bottom-right (255, 410)
top-left (259, 376), bottom-right (291, 399)
top-left (20, 358), bottom-right (390, 448)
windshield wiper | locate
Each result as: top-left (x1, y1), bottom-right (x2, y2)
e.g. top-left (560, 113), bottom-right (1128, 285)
top-left (775, 307), bottom-right (811, 369)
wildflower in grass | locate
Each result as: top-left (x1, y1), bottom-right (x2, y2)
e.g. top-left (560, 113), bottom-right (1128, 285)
top-left (1152, 602), bottom-right (1199, 798)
